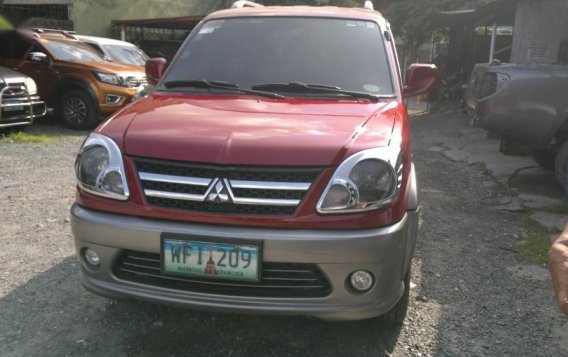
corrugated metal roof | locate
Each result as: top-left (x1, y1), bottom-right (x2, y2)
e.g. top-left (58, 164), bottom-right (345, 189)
top-left (110, 0), bottom-right (225, 30)
top-left (433, 0), bottom-right (518, 27)
top-left (112, 15), bottom-right (205, 30)
top-left (2, 0), bottom-right (71, 4)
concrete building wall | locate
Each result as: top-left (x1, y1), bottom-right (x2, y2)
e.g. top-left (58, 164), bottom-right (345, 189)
top-left (511, 0), bottom-right (568, 64)
top-left (71, 0), bottom-right (225, 37)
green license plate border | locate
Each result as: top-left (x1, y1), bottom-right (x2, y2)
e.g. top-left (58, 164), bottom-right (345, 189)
top-left (160, 232), bottom-right (263, 283)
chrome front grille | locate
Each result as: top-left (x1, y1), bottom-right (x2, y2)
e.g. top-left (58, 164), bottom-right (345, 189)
top-left (124, 76), bottom-right (147, 88)
top-left (114, 250), bottom-right (332, 298)
top-left (135, 158), bottom-right (321, 215)
top-left (2, 83), bottom-right (27, 98)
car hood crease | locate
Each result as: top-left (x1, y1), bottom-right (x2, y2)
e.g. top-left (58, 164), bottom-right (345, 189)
top-left (120, 95), bottom-right (397, 166)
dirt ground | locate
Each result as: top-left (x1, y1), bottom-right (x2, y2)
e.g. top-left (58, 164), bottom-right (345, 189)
top-left (0, 111), bottom-right (567, 356)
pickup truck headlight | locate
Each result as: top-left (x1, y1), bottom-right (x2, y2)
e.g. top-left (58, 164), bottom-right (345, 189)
top-left (93, 71), bottom-right (122, 87)
top-left (317, 147), bottom-right (402, 214)
top-left (75, 133), bottom-right (129, 200)
top-left (24, 77), bottom-right (37, 95)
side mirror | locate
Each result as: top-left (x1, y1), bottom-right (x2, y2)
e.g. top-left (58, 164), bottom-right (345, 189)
top-left (28, 52), bottom-right (48, 63)
top-left (146, 58), bottom-right (167, 86)
top-left (403, 64), bottom-right (438, 98)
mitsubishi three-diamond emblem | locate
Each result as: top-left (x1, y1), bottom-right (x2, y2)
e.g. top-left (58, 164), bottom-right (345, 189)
top-left (206, 179), bottom-right (230, 203)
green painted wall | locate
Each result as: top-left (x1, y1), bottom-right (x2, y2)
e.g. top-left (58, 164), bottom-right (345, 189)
top-left (72, 0), bottom-right (226, 37)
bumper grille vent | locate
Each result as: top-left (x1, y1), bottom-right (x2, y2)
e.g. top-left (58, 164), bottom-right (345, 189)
top-left (114, 250), bottom-right (332, 298)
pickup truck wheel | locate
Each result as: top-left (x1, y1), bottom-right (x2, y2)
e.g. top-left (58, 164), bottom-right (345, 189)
top-left (381, 267), bottom-right (411, 324)
top-left (555, 141), bottom-right (568, 189)
top-left (530, 148), bottom-right (556, 170)
top-left (60, 90), bottom-right (97, 129)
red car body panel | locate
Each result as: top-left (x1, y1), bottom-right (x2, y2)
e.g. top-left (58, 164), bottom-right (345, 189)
top-left (118, 94), bottom-right (395, 166)
top-left (78, 95), bottom-right (410, 230)
top-left (77, 6), bottom-right (414, 230)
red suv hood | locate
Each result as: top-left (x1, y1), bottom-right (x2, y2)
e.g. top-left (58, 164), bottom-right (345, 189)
top-left (108, 93), bottom-right (397, 166)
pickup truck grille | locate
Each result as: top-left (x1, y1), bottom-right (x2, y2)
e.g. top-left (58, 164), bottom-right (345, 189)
top-left (1, 83), bottom-right (27, 97)
top-left (134, 158), bottom-right (321, 215)
top-left (0, 83), bottom-right (46, 127)
top-left (114, 250), bottom-right (332, 298)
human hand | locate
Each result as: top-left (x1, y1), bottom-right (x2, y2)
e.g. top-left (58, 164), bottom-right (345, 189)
top-left (549, 223), bottom-right (568, 318)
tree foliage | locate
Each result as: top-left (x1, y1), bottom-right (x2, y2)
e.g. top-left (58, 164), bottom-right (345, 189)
top-left (0, 14), bottom-right (13, 30)
top-left (383, 0), bottom-right (496, 47)
top-left (235, 0), bottom-right (497, 50)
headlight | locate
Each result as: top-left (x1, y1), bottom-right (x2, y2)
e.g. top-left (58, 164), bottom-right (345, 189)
top-left (93, 71), bottom-right (122, 86)
top-left (24, 77), bottom-right (37, 95)
top-left (75, 133), bottom-right (129, 200)
top-left (317, 147), bottom-right (402, 214)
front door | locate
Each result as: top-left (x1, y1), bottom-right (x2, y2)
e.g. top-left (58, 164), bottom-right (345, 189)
top-left (19, 43), bottom-right (60, 105)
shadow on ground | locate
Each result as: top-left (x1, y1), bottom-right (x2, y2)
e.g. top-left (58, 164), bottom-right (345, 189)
top-left (411, 109), bottom-right (568, 356)
top-left (25, 115), bottom-right (90, 138)
top-left (0, 257), bottom-right (403, 356)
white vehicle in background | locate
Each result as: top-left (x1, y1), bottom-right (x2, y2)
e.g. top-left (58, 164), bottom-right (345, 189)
top-left (76, 35), bottom-right (148, 66)
top-left (0, 66), bottom-right (46, 130)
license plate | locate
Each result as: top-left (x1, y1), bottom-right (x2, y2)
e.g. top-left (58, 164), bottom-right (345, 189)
top-left (161, 235), bottom-right (261, 282)
top-left (3, 106), bottom-right (24, 112)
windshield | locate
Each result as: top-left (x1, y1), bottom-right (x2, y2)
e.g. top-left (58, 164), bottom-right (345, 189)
top-left (103, 44), bottom-right (148, 65)
top-left (42, 40), bottom-right (105, 62)
top-left (161, 17), bottom-right (394, 96)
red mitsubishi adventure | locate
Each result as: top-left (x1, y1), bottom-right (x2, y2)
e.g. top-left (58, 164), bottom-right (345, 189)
top-left (71, 3), bottom-right (437, 322)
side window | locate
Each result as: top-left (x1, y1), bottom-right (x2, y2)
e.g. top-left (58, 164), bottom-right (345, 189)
top-left (85, 43), bottom-right (104, 56)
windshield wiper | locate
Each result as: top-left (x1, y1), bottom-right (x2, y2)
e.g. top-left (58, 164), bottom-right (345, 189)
top-left (253, 82), bottom-right (341, 91)
top-left (251, 82), bottom-right (392, 101)
top-left (162, 79), bottom-right (285, 99)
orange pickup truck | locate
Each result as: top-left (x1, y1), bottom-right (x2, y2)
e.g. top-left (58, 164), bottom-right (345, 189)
top-left (0, 29), bottom-right (147, 129)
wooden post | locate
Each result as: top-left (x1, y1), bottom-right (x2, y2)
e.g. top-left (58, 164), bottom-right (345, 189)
top-left (121, 25), bottom-right (126, 41)
top-left (489, 21), bottom-right (497, 62)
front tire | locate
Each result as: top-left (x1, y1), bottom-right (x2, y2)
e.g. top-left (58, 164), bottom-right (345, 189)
top-left (531, 148), bottom-right (556, 170)
top-left (382, 267), bottom-right (411, 324)
top-left (60, 89), bottom-right (98, 129)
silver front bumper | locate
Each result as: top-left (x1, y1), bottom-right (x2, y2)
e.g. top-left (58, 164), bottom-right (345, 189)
top-left (0, 85), bottom-right (47, 128)
top-left (71, 204), bottom-right (419, 321)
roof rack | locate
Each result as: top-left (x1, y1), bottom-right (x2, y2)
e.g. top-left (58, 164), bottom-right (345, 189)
top-left (231, 1), bottom-right (264, 9)
top-left (363, 1), bottom-right (374, 10)
top-left (32, 28), bottom-right (78, 40)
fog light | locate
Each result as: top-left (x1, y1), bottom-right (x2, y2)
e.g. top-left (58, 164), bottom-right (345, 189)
top-left (350, 270), bottom-right (374, 292)
top-left (84, 248), bottom-right (101, 266)
top-left (105, 94), bottom-right (123, 104)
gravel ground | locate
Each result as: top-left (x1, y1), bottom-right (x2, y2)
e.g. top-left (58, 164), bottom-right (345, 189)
top-left (0, 112), bottom-right (567, 356)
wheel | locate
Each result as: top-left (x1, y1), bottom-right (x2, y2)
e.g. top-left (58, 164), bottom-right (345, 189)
top-left (60, 89), bottom-right (98, 129)
top-left (382, 266), bottom-right (411, 324)
top-left (555, 141), bottom-right (568, 190)
top-left (531, 148), bottom-right (556, 171)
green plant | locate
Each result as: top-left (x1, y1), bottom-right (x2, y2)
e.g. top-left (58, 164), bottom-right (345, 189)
top-left (518, 217), bottom-right (554, 264)
top-left (1, 131), bottom-right (54, 144)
